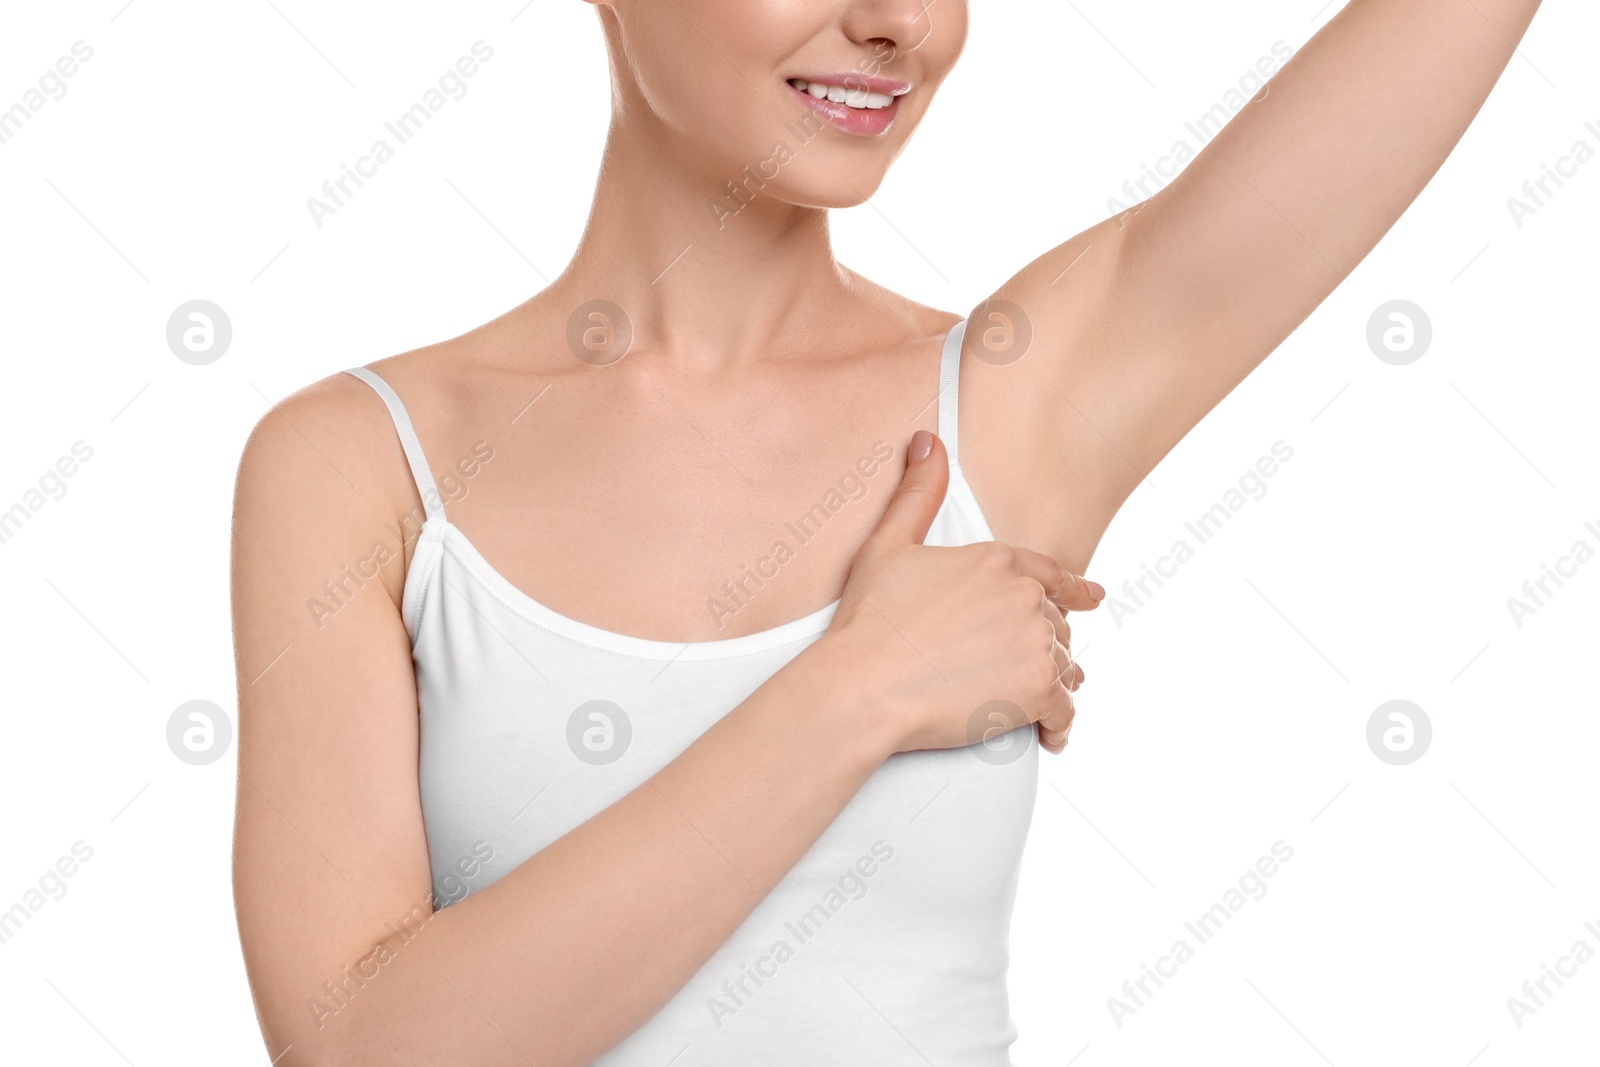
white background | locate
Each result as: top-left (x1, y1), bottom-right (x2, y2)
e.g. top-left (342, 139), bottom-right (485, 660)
top-left (1, 0), bottom-right (1596, 1064)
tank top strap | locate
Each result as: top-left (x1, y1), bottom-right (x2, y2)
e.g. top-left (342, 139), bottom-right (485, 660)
top-left (342, 366), bottom-right (446, 522)
top-left (937, 318), bottom-right (969, 467)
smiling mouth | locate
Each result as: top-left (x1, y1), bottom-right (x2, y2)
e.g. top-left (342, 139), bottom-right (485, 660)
top-left (785, 78), bottom-right (906, 111)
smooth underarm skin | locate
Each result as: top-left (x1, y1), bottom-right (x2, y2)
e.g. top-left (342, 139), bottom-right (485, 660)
top-left (232, 402), bottom-right (1094, 1067)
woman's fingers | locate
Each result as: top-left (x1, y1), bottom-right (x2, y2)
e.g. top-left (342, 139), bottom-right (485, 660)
top-left (1040, 639), bottom-right (1083, 754)
top-left (1042, 591), bottom-right (1073, 653)
top-left (1041, 596), bottom-right (1085, 689)
top-left (1038, 693), bottom-right (1075, 751)
top-left (1049, 635), bottom-right (1074, 684)
top-left (1009, 545), bottom-right (1104, 613)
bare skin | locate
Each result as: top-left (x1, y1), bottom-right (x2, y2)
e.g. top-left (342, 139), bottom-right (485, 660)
top-left (232, 0), bottom-right (1543, 1063)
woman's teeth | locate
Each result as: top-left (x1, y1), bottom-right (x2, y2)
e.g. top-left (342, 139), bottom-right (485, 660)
top-left (787, 78), bottom-right (896, 110)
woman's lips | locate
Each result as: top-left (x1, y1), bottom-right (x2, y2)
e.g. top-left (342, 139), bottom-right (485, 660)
top-left (784, 77), bottom-right (906, 137)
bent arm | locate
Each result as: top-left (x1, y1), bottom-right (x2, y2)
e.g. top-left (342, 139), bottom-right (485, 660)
top-left (231, 378), bottom-right (895, 1067)
top-left (963, 0), bottom-right (1544, 564)
top-left (1099, 0), bottom-right (1544, 460)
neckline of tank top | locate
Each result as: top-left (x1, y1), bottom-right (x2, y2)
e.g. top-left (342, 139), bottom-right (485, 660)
top-left (386, 316), bottom-right (990, 661)
top-left (410, 466), bottom-right (991, 662)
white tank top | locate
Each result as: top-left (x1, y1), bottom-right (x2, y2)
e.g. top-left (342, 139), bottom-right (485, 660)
top-left (343, 318), bottom-right (1039, 1065)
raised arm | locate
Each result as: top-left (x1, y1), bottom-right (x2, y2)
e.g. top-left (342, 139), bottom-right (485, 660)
top-left (960, 0), bottom-right (1544, 565)
top-left (230, 385), bottom-right (1090, 1066)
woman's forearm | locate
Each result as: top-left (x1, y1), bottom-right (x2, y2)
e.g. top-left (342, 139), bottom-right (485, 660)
top-left (267, 631), bottom-right (896, 1067)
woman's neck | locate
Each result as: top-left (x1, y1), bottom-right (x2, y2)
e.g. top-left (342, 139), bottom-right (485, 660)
top-left (544, 114), bottom-right (858, 371)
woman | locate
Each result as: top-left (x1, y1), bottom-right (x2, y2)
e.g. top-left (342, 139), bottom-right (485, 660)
top-left (231, 1), bottom-right (1543, 1063)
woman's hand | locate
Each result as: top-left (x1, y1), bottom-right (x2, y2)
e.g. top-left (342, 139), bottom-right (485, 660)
top-left (827, 429), bottom-right (1102, 758)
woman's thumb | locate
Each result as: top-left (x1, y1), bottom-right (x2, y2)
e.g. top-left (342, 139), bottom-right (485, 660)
top-left (863, 430), bottom-right (950, 551)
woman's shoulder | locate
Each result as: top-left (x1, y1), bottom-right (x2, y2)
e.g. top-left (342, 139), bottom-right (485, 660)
top-left (231, 337), bottom-right (471, 601)
top-left (243, 312), bottom-right (514, 474)
top-left (237, 361), bottom-right (417, 512)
